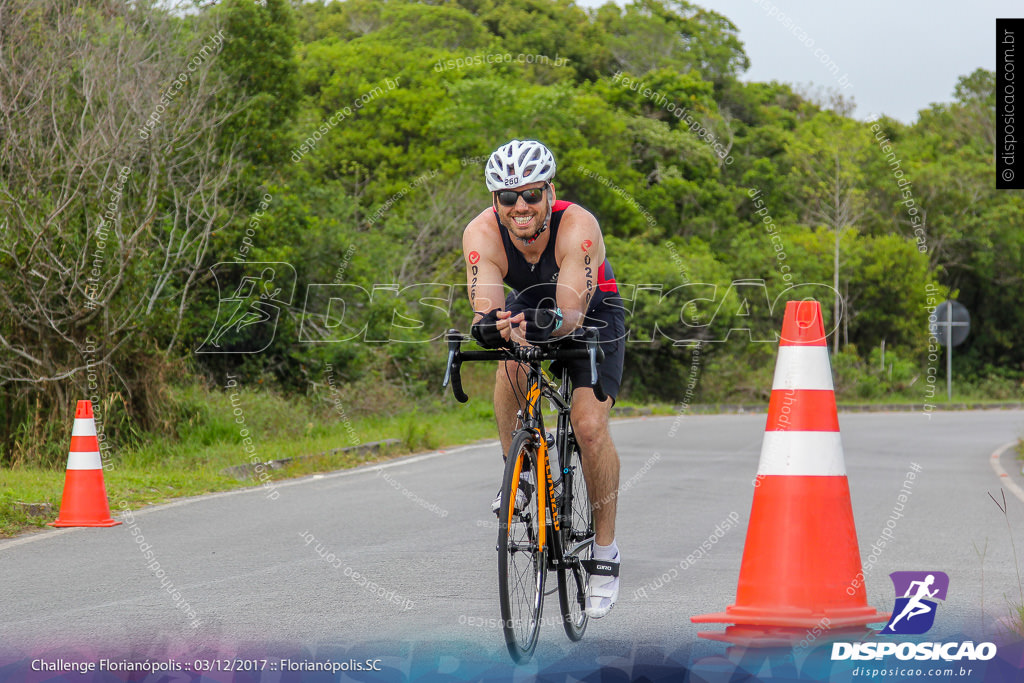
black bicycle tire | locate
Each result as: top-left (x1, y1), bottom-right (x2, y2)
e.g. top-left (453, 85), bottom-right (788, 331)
top-left (557, 436), bottom-right (593, 641)
top-left (497, 430), bottom-right (546, 662)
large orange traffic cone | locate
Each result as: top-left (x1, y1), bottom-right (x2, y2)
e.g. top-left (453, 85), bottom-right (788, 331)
top-left (692, 300), bottom-right (887, 629)
top-left (49, 400), bottom-right (121, 528)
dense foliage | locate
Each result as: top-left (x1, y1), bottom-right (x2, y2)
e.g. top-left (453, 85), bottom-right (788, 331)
top-left (1, 0), bottom-right (1020, 466)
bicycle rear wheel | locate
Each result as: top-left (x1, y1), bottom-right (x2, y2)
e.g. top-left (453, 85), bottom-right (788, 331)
top-left (557, 437), bottom-right (593, 641)
top-left (497, 430), bottom-right (546, 662)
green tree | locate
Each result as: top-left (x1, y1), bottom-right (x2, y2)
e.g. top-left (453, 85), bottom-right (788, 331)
top-left (215, 0), bottom-right (301, 169)
top-left (901, 70), bottom-right (1024, 372)
top-left (596, 0), bottom-right (748, 83)
top-left (786, 111), bottom-right (873, 352)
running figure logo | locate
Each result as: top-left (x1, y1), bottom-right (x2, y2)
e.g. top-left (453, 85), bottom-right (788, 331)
top-left (881, 571), bottom-right (950, 635)
top-left (197, 262), bottom-right (296, 354)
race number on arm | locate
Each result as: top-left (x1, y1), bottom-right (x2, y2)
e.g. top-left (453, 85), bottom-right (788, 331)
top-left (552, 206), bottom-right (605, 336)
top-left (462, 211), bottom-right (507, 324)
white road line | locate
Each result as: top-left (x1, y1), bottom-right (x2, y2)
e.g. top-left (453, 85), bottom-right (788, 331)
top-left (0, 416), bottom-right (723, 552)
top-left (989, 440), bottom-right (1024, 504)
top-left (0, 441), bottom-right (499, 552)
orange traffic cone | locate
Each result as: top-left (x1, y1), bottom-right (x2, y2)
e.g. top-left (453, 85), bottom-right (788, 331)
top-left (692, 300), bottom-right (887, 629)
top-left (49, 400), bottom-right (121, 528)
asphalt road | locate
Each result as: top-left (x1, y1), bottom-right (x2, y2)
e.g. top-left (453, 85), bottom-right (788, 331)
top-left (2, 409), bottom-right (1023, 678)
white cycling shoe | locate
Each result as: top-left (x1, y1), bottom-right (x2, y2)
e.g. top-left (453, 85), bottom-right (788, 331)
top-left (491, 470), bottom-right (535, 515)
top-left (583, 551), bottom-right (620, 618)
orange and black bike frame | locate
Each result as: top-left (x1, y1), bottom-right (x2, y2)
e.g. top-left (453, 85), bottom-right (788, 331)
top-left (504, 377), bottom-right (560, 552)
top-left (443, 327), bottom-right (604, 557)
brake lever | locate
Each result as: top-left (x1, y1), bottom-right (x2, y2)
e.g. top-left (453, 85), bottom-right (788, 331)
top-left (443, 329), bottom-right (469, 403)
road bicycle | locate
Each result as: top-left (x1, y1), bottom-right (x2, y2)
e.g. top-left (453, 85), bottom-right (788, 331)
top-left (443, 327), bottom-right (606, 662)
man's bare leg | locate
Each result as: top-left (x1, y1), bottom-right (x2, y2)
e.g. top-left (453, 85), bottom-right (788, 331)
top-left (494, 360), bottom-right (529, 457)
top-left (571, 387), bottom-right (620, 618)
top-left (571, 388), bottom-right (618, 545)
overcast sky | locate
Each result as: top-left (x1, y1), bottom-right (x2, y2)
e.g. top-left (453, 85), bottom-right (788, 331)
top-left (578, 0), bottom-right (1015, 124)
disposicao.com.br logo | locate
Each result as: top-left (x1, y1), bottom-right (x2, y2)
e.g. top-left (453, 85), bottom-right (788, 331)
top-left (883, 570), bottom-right (949, 635)
top-left (831, 571), bottom-right (997, 663)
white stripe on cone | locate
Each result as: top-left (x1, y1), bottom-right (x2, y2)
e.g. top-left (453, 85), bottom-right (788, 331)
top-left (758, 432), bottom-right (846, 476)
top-left (67, 451), bottom-right (103, 470)
top-left (772, 347), bottom-right (834, 391)
top-left (71, 417), bottom-right (98, 437)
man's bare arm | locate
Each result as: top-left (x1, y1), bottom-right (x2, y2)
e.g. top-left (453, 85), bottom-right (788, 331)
top-left (462, 214), bottom-right (506, 323)
top-left (552, 208), bottom-right (605, 336)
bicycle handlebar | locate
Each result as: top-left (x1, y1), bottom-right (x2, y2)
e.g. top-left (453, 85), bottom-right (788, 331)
top-left (443, 327), bottom-right (607, 403)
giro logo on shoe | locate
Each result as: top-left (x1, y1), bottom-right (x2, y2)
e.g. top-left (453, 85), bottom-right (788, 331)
top-left (881, 571), bottom-right (949, 635)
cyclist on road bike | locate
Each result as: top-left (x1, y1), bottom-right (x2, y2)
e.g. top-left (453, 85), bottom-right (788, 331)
top-left (462, 139), bottom-right (625, 619)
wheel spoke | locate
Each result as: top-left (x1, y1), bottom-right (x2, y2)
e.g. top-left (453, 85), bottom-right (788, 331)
top-left (498, 433), bottom-right (545, 662)
top-left (557, 444), bottom-right (592, 641)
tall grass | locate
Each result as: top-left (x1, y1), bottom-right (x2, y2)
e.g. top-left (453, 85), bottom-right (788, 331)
top-left (0, 363), bottom-right (500, 537)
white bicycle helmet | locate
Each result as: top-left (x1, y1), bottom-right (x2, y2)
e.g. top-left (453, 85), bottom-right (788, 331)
top-left (484, 139), bottom-right (556, 191)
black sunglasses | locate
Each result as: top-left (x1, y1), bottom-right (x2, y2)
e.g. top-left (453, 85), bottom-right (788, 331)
top-left (494, 184), bottom-right (547, 207)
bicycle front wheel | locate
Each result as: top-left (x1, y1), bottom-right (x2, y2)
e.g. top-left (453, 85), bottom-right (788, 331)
top-left (497, 430), bottom-right (546, 662)
top-left (557, 438), bottom-right (593, 641)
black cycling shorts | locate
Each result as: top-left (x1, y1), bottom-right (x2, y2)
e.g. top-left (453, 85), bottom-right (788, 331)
top-left (505, 293), bottom-right (626, 402)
